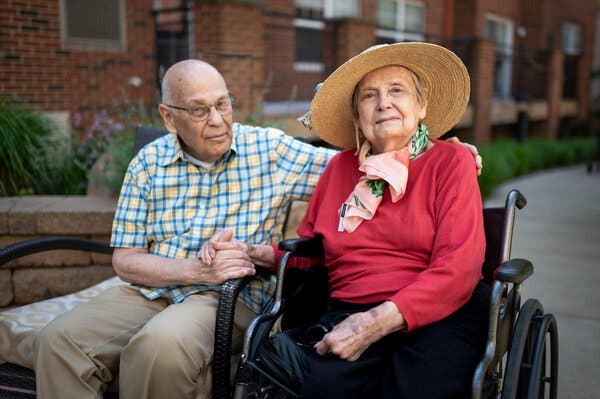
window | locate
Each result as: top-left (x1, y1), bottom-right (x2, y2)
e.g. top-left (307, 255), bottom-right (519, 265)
top-left (325, 1), bottom-right (359, 19)
top-left (294, 18), bottom-right (325, 72)
top-left (376, 0), bottom-right (425, 43)
top-left (294, 0), bottom-right (323, 72)
top-left (61, 0), bottom-right (125, 49)
top-left (295, 0), bottom-right (324, 19)
top-left (562, 22), bottom-right (582, 99)
top-left (295, 0), bottom-right (359, 18)
top-left (485, 14), bottom-right (514, 99)
top-left (562, 22), bottom-right (582, 55)
top-left (293, 0), bottom-right (360, 72)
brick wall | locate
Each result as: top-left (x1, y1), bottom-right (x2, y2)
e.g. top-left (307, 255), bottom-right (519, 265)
top-left (0, 0), bottom-right (157, 131)
top-left (0, 0), bottom-right (597, 141)
top-left (194, 2), bottom-right (265, 118)
top-left (424, 0), bottom-right (447, 39)
top-left (471, 39), bottom-right (496, 143)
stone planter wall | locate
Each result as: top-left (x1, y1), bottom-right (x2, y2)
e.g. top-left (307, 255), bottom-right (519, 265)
top-left (0, 196), bottom-right (308, 308)
top-left (0, 196), bottom-right (118, 308)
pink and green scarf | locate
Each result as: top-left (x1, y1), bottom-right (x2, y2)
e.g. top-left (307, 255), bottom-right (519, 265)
top-left (338, 123), bottom-right (430, 233)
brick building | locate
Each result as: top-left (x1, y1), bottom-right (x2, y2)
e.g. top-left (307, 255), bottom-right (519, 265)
top-left (0, 0), bottom-right (157, 134)
top-left (0, 0), bottom-right (597, 143)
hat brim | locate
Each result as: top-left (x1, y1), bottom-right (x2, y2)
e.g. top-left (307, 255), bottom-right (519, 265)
top-left (310, 42), bottom-right (470, 149)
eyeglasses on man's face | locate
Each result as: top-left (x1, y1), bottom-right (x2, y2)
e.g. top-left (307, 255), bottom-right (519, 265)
top-left (164, 94), bottom-right (236, 122)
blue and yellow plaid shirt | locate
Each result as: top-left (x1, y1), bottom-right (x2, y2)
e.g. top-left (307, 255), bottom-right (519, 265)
top-left (110, 123), bottom-right (336, 313)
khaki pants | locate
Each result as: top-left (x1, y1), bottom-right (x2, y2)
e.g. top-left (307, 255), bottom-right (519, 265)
top-left (33, 284), bottom-right (255, 399)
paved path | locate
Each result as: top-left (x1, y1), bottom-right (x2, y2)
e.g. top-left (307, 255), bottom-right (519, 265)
top-left (484, 164), bottom-right (600, 399)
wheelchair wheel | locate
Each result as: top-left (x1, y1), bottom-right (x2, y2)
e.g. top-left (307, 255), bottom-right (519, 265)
top-left (501, 299), bottom-right (558, 399)
top-left (234, 364), bottom-right (293, 399)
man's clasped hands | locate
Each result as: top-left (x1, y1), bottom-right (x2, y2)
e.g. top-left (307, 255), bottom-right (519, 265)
top-left (198, 229), bottom-right (275, 282)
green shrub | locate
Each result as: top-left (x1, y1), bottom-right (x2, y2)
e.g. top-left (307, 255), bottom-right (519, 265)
top-left (88, 105), bottom-right (162, 196)
top-left (478, 136), bottom-right (596, 198)
top-left (0, 100), bottom-right (79, 195)
top-left (70, 103), bottom-right (161, 196)
top-left (91, 127), bottom-right (136, 196)
top-left (1, 99), bottom-right (162, 196)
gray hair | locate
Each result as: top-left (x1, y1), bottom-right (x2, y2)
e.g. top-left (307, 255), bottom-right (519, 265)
top-left (161, 76), bottom-right (170, 104)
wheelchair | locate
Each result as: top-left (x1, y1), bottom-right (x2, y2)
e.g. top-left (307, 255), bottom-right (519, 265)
top-left (233, 190), bottom-right (559, 399)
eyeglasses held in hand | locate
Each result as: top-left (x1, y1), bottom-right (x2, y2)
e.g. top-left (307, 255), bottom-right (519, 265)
top-left (164, 94), bottom-right (236, 122)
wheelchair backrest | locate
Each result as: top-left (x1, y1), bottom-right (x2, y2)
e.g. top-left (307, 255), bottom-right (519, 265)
top-left (133, 125), bottom-right (170, 157)
top-left (482, 207), bottom-right (508, 284)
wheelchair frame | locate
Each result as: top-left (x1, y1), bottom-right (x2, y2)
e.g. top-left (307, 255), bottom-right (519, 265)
top-left (233, 190), bottom-right (559, 399)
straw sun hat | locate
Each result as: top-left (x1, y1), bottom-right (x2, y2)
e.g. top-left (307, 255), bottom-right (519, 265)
top-left (309, 42), bottom-right (470, 149)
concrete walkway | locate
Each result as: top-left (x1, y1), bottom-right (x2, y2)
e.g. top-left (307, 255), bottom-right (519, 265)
top-left (484, 164), bottom-right (600, 399)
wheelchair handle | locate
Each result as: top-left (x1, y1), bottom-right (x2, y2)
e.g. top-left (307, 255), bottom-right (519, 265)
top-left (501, 190), bottom-right (527, 262)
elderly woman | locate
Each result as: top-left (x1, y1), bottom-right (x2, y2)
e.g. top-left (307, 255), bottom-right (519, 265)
top-left (208, 42), bottom-right (487, 398)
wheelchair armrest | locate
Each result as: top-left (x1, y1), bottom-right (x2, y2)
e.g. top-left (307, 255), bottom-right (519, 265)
top-left (278, 237), bottom-right (324, 257)
top-left (493, 258), bottom-right (533, 284)
top-left (0, 236), bottom-right (113, 267)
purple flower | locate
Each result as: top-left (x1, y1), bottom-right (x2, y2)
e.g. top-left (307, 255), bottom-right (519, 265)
top-left (71, 113), bottom-right (82, 127)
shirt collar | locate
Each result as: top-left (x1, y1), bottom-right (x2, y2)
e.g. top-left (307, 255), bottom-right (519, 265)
top-left (157, 125), bottom-right (238, 167)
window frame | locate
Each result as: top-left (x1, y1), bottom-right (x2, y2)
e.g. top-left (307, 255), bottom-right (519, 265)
top-left (292, 0), bottom-right (360, 72)
top-left (60, 0), bottom-right (126, 50)
top-left (562, 22), bottom-right (583, 56)
top-left (376, 0), bottom-right (425, 43)
top-left (293, 18), bottom-right (326, 73)
top-left (484, 13), bottom-right (515, 100)
top-left (293, 0), bottom-right (324, 73)
top-left (324, 0), bottom-right (359, 19)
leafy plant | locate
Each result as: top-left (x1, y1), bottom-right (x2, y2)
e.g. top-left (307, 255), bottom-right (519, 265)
top-left (0, 100), bottom-right (66, 196)
top-left (0, 97), bottom-right (163, 196)
top-left (478, 136), bottom-right (596, 198)
top-left (86, 103), bottom-right (162, 196)
top-left (89, 126), bottom-right (137, 196)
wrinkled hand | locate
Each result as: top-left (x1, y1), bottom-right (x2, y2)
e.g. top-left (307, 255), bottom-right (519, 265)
top-left (314, 312), bottom-right (379, 361)
top-left (198, 228), bottom-right (247, 265)
top-left (446, 136), bottom-right (483, 176)
top-left (192, 229), bottom-right (254, 285)
top-left (203, 229), bottom-right (275, 268)
top-left (189, 249), bottom-right (254, 285)
top-left (314, 302), bottom-right (405, 361)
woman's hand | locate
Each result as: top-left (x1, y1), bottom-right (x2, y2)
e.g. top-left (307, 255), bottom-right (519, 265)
top-left (446, 136), bottom-right (483, 176)
top-left (314, 301), bottom-right (406, 361)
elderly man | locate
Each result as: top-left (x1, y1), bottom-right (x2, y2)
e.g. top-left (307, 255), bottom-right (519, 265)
top-left (33, 59), bottom-right (481, 399)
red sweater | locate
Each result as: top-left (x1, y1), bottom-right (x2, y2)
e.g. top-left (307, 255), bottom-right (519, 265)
top-left (273, 140), bottom-right (485, 331)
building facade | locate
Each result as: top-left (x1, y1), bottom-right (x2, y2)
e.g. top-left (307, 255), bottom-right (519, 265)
top-left (0, 0), bottom-right (597, 143)
top-left (0, 0), bottom-right (157, 133)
